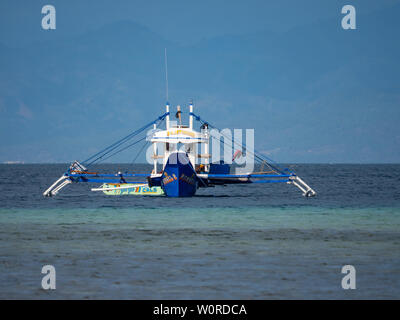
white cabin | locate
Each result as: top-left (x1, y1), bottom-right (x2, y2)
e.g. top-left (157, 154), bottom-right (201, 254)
top-left (149, 103), bottom-right (210, 174)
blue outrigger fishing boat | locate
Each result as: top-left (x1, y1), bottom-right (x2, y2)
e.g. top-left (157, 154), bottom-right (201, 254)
top-left (43, 102), bottom-right (316, 198)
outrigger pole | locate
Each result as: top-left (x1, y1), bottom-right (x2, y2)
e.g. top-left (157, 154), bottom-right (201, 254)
top-left (189, 111), bottom-right (316, 197)
top-left (43, 113), bottom-right (169, 197)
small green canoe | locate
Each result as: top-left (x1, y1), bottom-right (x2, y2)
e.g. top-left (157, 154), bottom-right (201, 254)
top-left (92, 183), bottom-right (164, 196)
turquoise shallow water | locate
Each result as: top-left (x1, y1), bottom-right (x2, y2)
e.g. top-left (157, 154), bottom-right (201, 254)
top-left (0, 164), bottom-right (400, 299)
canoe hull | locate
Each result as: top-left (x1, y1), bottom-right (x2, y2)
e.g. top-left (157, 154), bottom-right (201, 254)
top-left (101, 183), bottom-right (164, 196)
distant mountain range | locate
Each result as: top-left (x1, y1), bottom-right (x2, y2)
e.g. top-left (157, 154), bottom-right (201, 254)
top-left (1, 4), bottom-right (399, 163)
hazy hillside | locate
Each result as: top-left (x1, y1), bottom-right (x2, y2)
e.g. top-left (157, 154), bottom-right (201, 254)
top-left (0, 4), bottom-right (399, 163)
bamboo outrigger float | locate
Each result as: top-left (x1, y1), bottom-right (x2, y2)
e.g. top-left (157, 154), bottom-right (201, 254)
top-left (43, 102), bottom-right (316, 198)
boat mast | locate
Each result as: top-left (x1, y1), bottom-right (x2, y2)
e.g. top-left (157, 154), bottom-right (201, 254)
top-left (166, 103), bottom-right (170, 130)
top-left (189, 102), bottom-right (193, 129)
top-left (164, 48), bottom-right (169, 103)
top-left (204, 123), bottom-right (209, 171)
top-left (164, 48), bottom-right (170, 130)
top-left (153, 123), bottom-right (157, 174)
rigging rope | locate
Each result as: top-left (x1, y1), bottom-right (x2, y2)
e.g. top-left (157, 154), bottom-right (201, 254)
top-left (132, 117), bottom-right (165, 164)
top-left (89, 118), bottom-right (165, 165)
top-left (190, 112), bottom-right (288, 174)
top-left (132, 139), bottom-right (150, 164)
top-left (81, 112), bottom-right (168, 167)
top-left (95, 136), bottom-right (147, 164)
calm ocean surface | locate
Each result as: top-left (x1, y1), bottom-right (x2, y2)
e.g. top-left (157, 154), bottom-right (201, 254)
top-left (0, 164), bottom-right (399, 299)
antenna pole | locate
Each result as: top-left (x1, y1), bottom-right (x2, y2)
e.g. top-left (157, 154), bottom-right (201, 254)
top-left (164, 48), bottom-right (169, 102)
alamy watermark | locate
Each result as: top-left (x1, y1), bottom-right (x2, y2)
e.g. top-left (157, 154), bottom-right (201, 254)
top-left (341, 5), bottom-right (356, 30)
top-left (40, 4), bottom-right (356, 31)
top-left (41, 5), bottom-right (56, 30)
top-left (41, 265), bottom-right (56, 290)
top-left (146, 127), bottom-right (255, 174)
top-left (341, 265), bottom-right (356, 290)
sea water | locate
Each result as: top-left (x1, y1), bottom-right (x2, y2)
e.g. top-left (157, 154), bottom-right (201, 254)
top-left (0, 164), bottom-right (399, 299)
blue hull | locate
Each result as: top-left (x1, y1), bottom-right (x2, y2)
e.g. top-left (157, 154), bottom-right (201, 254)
top-left (161, 152), bottom-right (198, 197)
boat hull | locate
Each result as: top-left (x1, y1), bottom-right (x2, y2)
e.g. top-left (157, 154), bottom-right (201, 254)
top-left (161, 152), bottom-right (198, 197)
